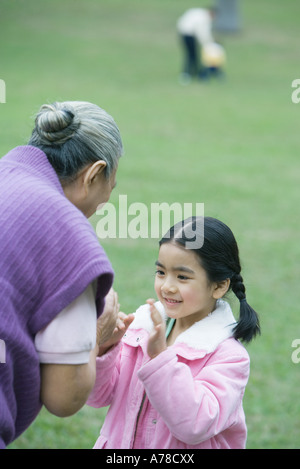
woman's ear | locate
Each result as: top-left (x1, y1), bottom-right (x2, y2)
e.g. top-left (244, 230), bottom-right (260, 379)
top-left (82, 161), bottom-right (107, 193)
top-left (212, 278), bottom-right (230, 300)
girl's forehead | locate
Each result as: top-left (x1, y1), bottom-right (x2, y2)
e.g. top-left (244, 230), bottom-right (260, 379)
top-left (158, 242), bottom-right (199, 266)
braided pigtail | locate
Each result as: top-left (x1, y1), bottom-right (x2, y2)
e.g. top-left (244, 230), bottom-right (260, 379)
top-left (231, 273), bottom-right (260, 343)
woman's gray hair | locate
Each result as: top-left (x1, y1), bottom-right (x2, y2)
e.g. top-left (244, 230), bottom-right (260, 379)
top-left (28, 101), bottom-right (123, 182)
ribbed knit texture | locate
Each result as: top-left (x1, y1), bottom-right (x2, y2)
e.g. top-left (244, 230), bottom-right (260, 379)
top-left (0, 146), bottom-right (114, 448)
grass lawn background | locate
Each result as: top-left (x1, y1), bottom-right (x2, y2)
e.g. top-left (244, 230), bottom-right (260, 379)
top-left (0, 0), bottom-right (299, 449)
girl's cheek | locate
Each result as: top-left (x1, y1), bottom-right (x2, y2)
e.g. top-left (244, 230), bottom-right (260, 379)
top-left (154, 279), bottom-right (161, 296)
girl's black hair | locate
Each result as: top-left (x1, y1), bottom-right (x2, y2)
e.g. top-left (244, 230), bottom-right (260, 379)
top-left (159, 216), bottom-right (260, 343)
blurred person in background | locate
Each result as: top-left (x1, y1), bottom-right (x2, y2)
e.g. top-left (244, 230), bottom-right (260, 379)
top-left (177, 7), bottom-right (216, 83)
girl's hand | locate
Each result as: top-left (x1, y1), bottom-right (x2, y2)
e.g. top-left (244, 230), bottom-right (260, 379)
top-left (146, 299), bottom-right (167, 359)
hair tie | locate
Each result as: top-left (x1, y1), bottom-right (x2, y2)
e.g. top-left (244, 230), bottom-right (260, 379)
top-left (240, 298), bottom-right (247, 304)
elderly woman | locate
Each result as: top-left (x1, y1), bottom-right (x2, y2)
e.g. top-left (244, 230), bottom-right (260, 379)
top-left (0, 101), bottom-right (123, 448)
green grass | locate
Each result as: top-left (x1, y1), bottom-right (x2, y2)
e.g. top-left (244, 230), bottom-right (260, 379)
top-left (1, 0), bottom-right (299, 449)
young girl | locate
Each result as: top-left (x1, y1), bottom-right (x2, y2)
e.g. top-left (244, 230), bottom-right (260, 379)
top-left (87, 216), bottom-right (260, 449)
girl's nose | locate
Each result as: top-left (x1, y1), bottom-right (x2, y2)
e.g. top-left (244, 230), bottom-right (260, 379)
top-left (161, 279), bottom-right (177, 294)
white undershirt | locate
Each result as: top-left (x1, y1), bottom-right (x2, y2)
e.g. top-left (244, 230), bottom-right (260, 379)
top-left (35, 282), bottom-right (97, 365)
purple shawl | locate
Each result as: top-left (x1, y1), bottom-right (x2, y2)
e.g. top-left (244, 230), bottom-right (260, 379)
top-left (0, 146), bottom-right (114, 448)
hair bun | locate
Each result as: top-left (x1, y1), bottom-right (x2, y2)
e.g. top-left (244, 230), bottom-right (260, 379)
top-left (35, 102), bottom-right (80, 144)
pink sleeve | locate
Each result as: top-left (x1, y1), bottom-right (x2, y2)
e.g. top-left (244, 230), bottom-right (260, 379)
top-left (137, 345), bottom-right (250, 445)
top-left (86, 342), bottom-right (122, 408)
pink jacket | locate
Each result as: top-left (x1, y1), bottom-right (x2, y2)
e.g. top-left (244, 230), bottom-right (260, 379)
top-left (87, 300), bottom-right (250, 449)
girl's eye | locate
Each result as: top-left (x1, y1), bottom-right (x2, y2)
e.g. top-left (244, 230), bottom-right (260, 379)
top-left (178, 275), bottom-right (189, 280)
top-left (155, 270), bottom-right (165, 276)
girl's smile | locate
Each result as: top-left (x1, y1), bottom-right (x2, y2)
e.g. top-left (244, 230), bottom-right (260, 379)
top-left (162, 297), bottom-right (182, 306)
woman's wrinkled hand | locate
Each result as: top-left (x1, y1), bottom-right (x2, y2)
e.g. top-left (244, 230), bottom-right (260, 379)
top-left (96, 288), bottom-right (134, 356)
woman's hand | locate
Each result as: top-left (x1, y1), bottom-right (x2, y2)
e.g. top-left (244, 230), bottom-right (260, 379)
top-left (146, 299), bottom-right (167, 359)
top-left (96, 288), bottom-right (134, 356)
top-left (96, 288), bottom-right (120, 346)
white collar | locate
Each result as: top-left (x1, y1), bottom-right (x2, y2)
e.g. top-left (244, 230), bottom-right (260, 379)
top-left (129, 299), bottom-right (237, 353)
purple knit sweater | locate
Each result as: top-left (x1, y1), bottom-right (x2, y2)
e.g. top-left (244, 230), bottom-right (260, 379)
top-left (0, 146), bottom-right (114, 448)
